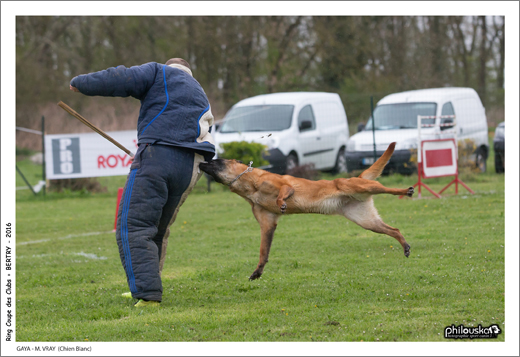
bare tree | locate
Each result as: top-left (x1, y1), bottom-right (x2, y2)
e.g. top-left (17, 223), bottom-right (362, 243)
top-left (450, 16), bottom-right (479, 87)
top-left (16, 15), bottom-right (506, 144)
top-left (492, 16), bottom-right (505, 90)
top-left (478, 16), bottom-right (488, 106)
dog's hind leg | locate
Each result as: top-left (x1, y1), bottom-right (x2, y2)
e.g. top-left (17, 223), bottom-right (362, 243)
top-left (342, 199), bottom-right (411, 257)
top-left (337, 178), bottom-right (414, 198)
top-left (249, 204), bottom-right (280, 280)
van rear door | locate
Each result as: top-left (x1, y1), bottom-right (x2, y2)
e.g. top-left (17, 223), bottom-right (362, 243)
top-left (452, 97), bottom-right (487, 146)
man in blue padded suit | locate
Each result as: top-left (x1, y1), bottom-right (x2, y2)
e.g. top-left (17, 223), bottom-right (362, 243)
top-left (70, 58), bottom-right (215, 307)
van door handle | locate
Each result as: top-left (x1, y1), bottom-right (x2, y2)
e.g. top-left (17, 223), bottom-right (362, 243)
top-left (317, 137), bottom-right (321, 140)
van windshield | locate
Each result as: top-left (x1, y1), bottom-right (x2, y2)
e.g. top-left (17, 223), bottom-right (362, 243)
top-left (220, 105), bottom-right (294, 133)
top-left (365, 102), bottom-right (437, 130)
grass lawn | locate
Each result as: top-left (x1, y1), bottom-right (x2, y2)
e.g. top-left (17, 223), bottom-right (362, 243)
top-left (13, 148), bottom-right (506, 343)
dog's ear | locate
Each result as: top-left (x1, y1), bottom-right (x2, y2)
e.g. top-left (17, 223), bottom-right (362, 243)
top-left (236, 160), bottom-right (243, 164)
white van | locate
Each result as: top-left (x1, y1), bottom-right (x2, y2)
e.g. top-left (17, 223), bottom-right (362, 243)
top-left (214, 92), bottom-right (350, 174)
top-left (346, 87), bottom-right (489, 174)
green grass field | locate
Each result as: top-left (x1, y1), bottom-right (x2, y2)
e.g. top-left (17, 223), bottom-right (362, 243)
top-left (14, 149), bottom-right (505, 342)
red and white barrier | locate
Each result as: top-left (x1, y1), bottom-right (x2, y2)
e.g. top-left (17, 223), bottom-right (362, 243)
top-left (422, 139), bottom-right (458, 178)
top-left (403, 115), bottom-right (474, 199)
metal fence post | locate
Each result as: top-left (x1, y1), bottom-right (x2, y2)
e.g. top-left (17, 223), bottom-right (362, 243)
top-left (42, 115), bottom-right (46, 196)
top-left (370, 96), bottom-right (376, 162)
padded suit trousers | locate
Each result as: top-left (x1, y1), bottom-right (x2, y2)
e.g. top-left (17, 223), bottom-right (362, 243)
top-left (115, 143), bottom-right (204, 301)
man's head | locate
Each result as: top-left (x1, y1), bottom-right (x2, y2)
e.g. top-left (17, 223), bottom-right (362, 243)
top-left (165, 58), bottom-right (192, 76)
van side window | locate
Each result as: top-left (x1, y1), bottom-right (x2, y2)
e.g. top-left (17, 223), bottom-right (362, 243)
top-left (441, 102), bottom-right (455, 125)
top-left (298, 105), bottom-right (316, 132)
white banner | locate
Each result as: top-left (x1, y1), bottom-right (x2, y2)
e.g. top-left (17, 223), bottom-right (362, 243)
top-left (44, 130), bottom-right (138, 180)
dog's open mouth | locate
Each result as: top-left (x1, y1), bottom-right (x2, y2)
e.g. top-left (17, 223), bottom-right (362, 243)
top-left (198, 161), bottom-right (209, 172)
top-left (198, 160), bottom-right (215, 175)
top-left (198, 159), bottom-right (228, 184)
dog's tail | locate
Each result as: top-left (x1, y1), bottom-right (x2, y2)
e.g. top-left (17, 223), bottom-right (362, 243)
top-left (359, 142), bottom-right (396, 180)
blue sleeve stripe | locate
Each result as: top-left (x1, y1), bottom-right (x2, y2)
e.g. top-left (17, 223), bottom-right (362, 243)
top-left (140, 65), bottom-right (169, 135)
top-left (196, 104), bottom-right (210, 139)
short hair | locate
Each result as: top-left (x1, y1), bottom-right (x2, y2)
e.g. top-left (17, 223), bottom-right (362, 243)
top-left (165, 58), bottom-right (191, 70)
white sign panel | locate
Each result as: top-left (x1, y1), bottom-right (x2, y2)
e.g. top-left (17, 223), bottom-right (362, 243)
top-left (421, 139), bottom-right (458, 178)
top-left (45, 130), bottom-right (138, 179)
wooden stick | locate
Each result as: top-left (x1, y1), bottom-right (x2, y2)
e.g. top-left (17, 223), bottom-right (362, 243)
top-left (57, 101), bottom-right (134, 157)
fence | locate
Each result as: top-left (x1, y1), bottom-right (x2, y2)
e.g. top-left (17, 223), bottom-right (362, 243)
top-left (15, 117), bottom-right (46, 196)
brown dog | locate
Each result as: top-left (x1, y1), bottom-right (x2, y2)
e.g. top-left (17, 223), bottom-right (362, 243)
top-left (199, 142), bottom-right (413, 280)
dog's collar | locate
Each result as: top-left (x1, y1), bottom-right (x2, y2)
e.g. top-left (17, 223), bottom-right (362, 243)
top-left (229, 161), bottom-right (253, 186)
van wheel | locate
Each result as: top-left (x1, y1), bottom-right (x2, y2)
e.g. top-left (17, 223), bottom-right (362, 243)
top-left (286, 153), bottom-right (298, 172)
top-left (332, 148), bottom-right (347, 174)
top-left (475, 148), bottom-right (487, 173)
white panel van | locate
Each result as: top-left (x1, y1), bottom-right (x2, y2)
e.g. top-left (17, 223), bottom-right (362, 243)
top-left (346, 87), bottom-right (489, 174)
top-left (214, 92), bottom-right (350, 174)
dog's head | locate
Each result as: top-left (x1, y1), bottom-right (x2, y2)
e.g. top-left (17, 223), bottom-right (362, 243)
top-left (199, 159), bottom-right (248, 185)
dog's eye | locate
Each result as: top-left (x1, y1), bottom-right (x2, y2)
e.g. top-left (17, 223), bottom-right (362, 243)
top-left (237, 160), bottom-right (243, 164)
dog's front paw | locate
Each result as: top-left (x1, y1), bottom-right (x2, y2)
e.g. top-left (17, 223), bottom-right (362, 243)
top-left (407, 187), bottom-right (414, 197)
top-left (280, 202), bottom-right (287, 214)
top-left (249, 270), bottom-right (262, 280)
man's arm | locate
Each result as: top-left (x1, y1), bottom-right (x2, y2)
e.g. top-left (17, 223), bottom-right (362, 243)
top-left (70, 62), bottom-right (157, 100)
